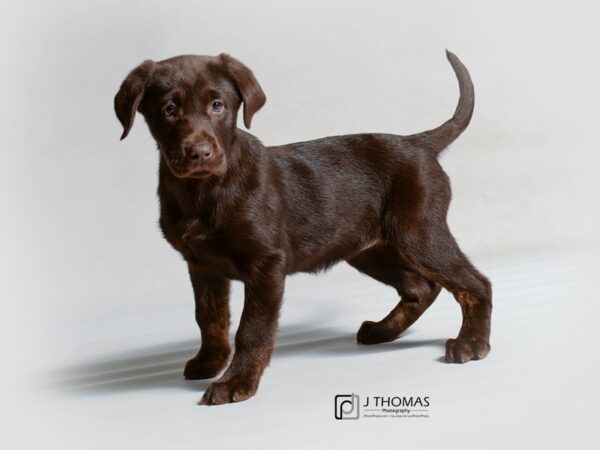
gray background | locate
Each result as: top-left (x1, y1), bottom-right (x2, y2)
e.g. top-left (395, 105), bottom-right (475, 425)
top-left (1, 1), bottom-right (598, 448)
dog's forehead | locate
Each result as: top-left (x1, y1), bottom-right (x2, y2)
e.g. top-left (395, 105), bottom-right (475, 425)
top-left (150, 55), bottom-right (226, 92)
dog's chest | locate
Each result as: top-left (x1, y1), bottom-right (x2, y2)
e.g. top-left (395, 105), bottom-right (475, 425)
top-left (175, 218), bottom-right (251, 280)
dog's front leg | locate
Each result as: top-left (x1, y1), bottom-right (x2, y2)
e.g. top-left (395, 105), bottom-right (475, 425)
top-left (184, 267), bottom-right (231, 380)
top-left (200, 258), bottom-right (285, 405)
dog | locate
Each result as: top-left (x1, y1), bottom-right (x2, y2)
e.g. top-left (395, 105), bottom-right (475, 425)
top-left (114, 50), bottom-right (492, 405)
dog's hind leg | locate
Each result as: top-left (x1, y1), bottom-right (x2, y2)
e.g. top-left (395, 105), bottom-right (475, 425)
top-left (347, 243), bottom-right (441, 345)
top-left (395, 222), bottom-right (492, 363)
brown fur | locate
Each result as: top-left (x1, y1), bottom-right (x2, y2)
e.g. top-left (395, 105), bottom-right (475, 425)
top-left (114, 50), bottom-right (492, 405)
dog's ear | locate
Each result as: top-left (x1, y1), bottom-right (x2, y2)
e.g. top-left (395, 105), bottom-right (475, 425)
top-left (219, 54), bottom-right (266, 129)
top-left (114, 60), bottom-right (155, 140)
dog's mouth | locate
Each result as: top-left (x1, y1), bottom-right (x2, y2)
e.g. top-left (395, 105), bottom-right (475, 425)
top-left (187, 167), bottom-right (216, 178)
top-left (162, 151), bottom-right (227, 179)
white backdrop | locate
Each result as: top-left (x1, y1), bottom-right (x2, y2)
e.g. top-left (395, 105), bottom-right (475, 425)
top-left (1, 1), bottom-right (599, 449)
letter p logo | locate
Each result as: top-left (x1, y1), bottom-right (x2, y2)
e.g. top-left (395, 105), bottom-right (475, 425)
top-left (334, 394), bottom-right (360, 420)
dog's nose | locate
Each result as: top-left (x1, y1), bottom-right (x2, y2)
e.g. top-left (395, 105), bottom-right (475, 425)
top-left (185, 142), bottom-right (213, 161)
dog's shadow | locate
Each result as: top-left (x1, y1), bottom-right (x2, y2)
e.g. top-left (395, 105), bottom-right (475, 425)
top-left (47, 325), bottom-right (445, 395)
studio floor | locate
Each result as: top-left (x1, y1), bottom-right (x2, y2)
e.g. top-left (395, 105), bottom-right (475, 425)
top-left (27, 246), bottom-right (598, 449)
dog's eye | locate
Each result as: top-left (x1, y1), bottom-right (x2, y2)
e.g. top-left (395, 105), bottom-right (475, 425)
top-left (164, 103), bottom-right (177, 117)
top-left (211, 100), bottom-right (224, 112)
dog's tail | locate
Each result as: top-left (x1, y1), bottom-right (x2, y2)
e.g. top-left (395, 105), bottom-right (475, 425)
top-left (405, 50), bottom-right (474, 156)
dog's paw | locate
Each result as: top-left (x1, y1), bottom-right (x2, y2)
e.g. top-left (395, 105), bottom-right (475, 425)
top-left (444, 336), bottom-right (490, 363)
top-left (356, 320), bottom-right (399, 345)
top-left (199, 376), bottom-right (259, 405)
top-left (184, 354), bottom-right (228, 380)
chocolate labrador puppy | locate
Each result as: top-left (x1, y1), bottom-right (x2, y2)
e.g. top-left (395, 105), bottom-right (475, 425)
top-left (114, 50), bottom-right (492, 405)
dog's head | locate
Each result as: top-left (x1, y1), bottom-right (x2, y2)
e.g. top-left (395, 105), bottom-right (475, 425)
top-left (114, 54), bottom-right (265, 179)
